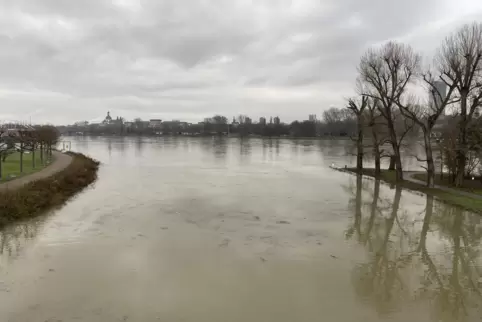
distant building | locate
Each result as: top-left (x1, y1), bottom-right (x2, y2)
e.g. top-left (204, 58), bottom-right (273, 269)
top-left (102, 111), bottom-right (113, 125)
top-left (149, 119), bottom-right (162, 129)
top-left (308, 114), bottom-right (317, 122)
top-left (74, 121), bottom-right (89, 127)
top-left (273, 116), bottom-right (280, 125)
top-left (429, 81), bottom-right (447, 108)
top-left (259, 117), bottom-right (266, 125)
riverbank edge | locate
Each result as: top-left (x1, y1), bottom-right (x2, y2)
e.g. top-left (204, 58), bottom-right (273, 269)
top-left (0, 152), bottom-right (100, 227)
top-left (338, 167), bottom-right (482, 214)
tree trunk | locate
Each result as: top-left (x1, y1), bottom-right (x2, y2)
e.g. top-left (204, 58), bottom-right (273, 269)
top-left (371, 126), bottom-right (381, 177)
top-left (455, 93), bottom-right (468, 187)
top-left (20, 149), bottom-right (23, 173)
top-left (424, 132), bottom-right (435, 188)
top-left (356, 119), bottom-right (364, 173)
top-left (40, 143), bottom-right (44, 164)
top-left (0, 156), bottom-right (2, 179)
top-left (32, 148), bottom-right (36, 169)
top-left (374, 149), bottom-right (381, 177)
top-left (386, 115), bottom-right (403, 181)
top-left (393, 145), bottom-right (403, 181)
top-left (389, 155), bottom-right (396, 170)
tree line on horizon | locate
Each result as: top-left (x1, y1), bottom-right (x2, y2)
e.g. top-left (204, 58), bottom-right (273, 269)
top-left (347, 22), bottom-right (482, 188)
top-left (60, 110), bottom-right (359, 138)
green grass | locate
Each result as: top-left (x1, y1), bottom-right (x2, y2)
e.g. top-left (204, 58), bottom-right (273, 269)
top-left (0, 151), bottom-right (53, 182)
top-left (413, 173), bottom-right (482, 196)
top-left (347, 168), bottom-right (482, 214)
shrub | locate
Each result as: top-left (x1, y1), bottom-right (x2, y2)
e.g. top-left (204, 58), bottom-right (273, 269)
top-left (0, 152), bottom-right (99, 227)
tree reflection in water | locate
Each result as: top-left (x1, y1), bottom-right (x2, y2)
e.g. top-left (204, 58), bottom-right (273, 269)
top-left (346, 176), bottom-right (482, 321)
top-left (0, 219), bottom-right (42, 264)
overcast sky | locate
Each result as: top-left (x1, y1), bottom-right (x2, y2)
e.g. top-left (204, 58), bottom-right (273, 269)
top-left (0, 0), bottom-right (481, 125)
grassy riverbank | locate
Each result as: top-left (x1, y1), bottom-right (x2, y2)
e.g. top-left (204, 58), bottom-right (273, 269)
top-left (0, 152), bottom-right (99, 227)
top-left (0, 151), bottom-right (52, 182)
top-left (412, 173), bottom-right (482, 196)
top-left (345, 168), bottom-right (482, 214)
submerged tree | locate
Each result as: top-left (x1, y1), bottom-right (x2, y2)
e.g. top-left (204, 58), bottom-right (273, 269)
top-left (364, 99), bottom-right (388, 177)
top-left (358, 42), bottom-right (421, 181)
top-left (347, 95), bottom-right (369, 173)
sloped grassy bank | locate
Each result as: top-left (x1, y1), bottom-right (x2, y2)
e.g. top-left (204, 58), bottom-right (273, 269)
top-left (0, 152), bottom-right (100, 227)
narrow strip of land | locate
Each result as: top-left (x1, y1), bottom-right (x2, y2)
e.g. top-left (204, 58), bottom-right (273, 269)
top-left (331, 165), bottom-right (482, 213)
top-left (0, 151), bottom-right (72, 191)
top-left (404, 171), bottom-right (482, 200)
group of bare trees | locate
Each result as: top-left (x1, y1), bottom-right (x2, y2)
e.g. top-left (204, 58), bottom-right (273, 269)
top-left (0, 125), bottom-right (59, 180)
top-left (348, 22), bottom-right (482, 188)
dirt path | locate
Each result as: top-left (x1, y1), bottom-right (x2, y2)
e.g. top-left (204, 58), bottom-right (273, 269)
top-left (0, 151), bottom-right (72, 191)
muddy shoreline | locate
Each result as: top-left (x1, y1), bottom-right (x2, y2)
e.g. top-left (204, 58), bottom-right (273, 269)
top-left (0, 152), bottom-right (100, 227)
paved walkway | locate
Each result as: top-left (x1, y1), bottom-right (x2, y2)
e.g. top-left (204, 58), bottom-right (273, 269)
top-left (0, 151), bottom-right (73, 191)
top-left (404, 171), bottom-right (482, 200)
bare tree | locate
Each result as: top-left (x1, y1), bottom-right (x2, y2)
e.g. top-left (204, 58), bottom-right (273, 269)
top-left (398, 72), bottom-right (458, 187)
top-left (0, 130), bottom-right (12, 179)
top-left (365, 99), bottom-right (389, 176)
top-left (16, 128), bottom-right (36, 173)
top-left (358, 42), bottom-right (421, 181)
top-left (347, 95), bottom-right (368, 172)
top-left (438, 22), bottom-right (482, 186)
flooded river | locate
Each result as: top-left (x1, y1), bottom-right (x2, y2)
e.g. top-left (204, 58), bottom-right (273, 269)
top-left (0, 137), bottom-right (481, 322)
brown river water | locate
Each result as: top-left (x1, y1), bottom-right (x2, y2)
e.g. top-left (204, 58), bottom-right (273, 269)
top-left (0, 137), bottom-right (481, 322)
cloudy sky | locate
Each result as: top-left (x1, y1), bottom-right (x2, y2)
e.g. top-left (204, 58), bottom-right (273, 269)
top-left (0, 0), bottom-right (481, 125)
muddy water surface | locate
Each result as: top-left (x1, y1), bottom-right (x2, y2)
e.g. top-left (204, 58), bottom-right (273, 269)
top-left (0, 137), bottom-right (481, 322)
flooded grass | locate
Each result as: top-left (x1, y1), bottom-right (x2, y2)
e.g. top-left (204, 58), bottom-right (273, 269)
top-left (0, 152), bottom-right (99, 227)
top-left (413, 172), bottom-right (482, 196)
top-left (347, 168), bottom-right (482, 214)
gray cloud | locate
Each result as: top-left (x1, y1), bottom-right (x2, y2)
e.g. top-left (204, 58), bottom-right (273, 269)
top-left (0, 0), bottom-right (481, 124)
